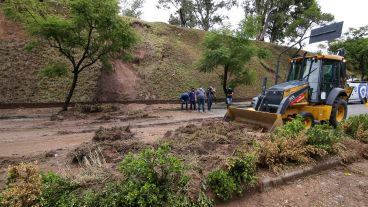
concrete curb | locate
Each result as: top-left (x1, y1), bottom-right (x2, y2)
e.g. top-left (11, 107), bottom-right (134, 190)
top-left (216, 157), bottom-right (343, 206)
top-left (258, 157), bottom-right (341, 192)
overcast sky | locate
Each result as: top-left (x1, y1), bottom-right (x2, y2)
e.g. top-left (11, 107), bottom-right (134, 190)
top-left (140, 0), bottom-right (368, 52)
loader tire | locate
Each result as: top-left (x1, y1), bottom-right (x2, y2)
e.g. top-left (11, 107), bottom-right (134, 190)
top-left (361, 98), bottom-right (367, 104)
top-left (300, 112), bottom-right (314, 129)
top-left (330, 98), bottom-right (347, 127)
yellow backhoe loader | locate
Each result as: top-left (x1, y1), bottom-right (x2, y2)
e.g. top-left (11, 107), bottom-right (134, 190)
top-left (225, 51), bottom-right (352, 131)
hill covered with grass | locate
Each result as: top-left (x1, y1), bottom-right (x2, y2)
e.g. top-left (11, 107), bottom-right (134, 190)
top-left (0, 7), bottom-right (298, 103)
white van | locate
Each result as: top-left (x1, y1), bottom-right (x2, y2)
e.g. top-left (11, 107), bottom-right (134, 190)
top-left (347, 79), bottom-right (367, 103)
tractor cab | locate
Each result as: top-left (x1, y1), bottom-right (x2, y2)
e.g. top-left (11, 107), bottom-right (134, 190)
top-left (287, 55), bottom-right (347, 103)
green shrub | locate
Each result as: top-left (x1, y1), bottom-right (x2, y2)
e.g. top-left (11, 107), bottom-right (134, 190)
top-left (116, 144), bottom-right (196, 207)
top-left (195, 192), bottom-right (214, 207)
top-left (207, 170), bottom-right (236, 201)
top-left (228, 154), bottom-right (257, 192)
top-left (40, 172), bottom-right (79, 207)
top-left (40, 62), bottom-right (68, 78)
top-left (343, 115), bottom-right (368, 143)
top-left (207, 153), bottom-right (257, 201)
top-left (274, 115), bottom-right (305, 138)
top-left (307, 124), bottom-right (343, 152)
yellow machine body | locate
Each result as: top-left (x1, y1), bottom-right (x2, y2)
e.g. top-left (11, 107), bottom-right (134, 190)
top-left (225, 54), bottom-right (350, 131)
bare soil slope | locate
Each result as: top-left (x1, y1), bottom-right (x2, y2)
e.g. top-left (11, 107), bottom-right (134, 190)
top-left (0, 7), bottom-right (298, 103)
top-left (0, 9), bottom-right (100, 103)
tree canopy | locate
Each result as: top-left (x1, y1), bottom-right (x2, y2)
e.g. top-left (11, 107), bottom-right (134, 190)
top-left (197, 27), bottom-right (268, 96)
top-left (157, 0), bottom-right (236, 31)
top-left (330, 26), bottom-right (368, 80)
top-left (4, 0), bottom-right (137, 110)
top-left (242, 0), bottom-right (334, 43)
top-left (120, 0), bottom-right (145, 19)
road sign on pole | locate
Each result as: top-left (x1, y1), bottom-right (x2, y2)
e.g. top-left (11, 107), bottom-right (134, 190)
top-left (309, 21), bottom-right (344, 44)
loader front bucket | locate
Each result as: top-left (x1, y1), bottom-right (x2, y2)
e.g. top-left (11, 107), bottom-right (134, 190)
top-left (224, 106), bottom-right (283, 132)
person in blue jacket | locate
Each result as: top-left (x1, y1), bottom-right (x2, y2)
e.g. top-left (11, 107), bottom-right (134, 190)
top-left (189, 88), bottom-right (196, 110)
top-left (180, 92), bottom-right (189, 111)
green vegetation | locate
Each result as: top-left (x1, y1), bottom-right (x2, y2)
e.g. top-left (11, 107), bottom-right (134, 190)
top-left (157, 0), bottom-right (235, 30)
top-left (40, 62), bottom-right (68, 78)
top-left (40, 172), bottom-right (79, 207)
top-left (242, 0), bottom-right (334, 43)
top-left (121, 0), bottom-right (145, 19)
top-left (259, 116), bottom-right (343, 172)
top-left (330, 25), bottom-right (368, 80)
top-left (207, 169), bottom-right (237, 201)
top-left (2, 116), bottom-right (368, 205)
top-left (273, 115), bottom-right (305, 138)
top-left (197, 28), bottom-right (268, 96)
top-left (343, 114), bottom-right (368, 143)
top-left (4, 0), bottom-right (137, 110)
top-left (24, 40), bottom-right (39, 52)
top-left (207, 153), bottom-right (257, 200)
top-left (116, 144), bottom-right (196, 206)
top-left (0, 9), bottom-right (298, 103)
top-left (307, 124), bottom-right (343, 152)
top-left (1, 145), bottom-right (212, 207)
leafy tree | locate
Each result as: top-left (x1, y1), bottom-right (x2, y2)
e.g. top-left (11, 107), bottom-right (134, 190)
top-left (242, 0), bottom-right (333, 43)
top-left (285, 0), bottom-right (334, 43)
top-left (330, 26), bottom-right (368, 80)
top-left (158, 0), bottom-right (236, 31)
top-left (4, 0), bottom-right (137, 111)
top-left (120, 0), bottom-right (145, 19)
top-left (157, 0), bottom-right (197, 28)
top-left (196, 28), bottom-right (267, 96)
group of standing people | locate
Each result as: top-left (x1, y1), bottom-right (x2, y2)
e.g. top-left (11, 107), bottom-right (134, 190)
top-left (180, 87), bottom-right (216, 112)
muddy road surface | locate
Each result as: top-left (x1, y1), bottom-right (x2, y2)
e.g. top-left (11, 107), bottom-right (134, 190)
top-left (0, 103), bottom-right (367, 156)
top-left (0, 104), bottom-right (224, 156)
top-left (218, 160), bottom-right (368, 207)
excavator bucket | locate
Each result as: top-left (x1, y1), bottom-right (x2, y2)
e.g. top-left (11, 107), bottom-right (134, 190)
top-left (224, 106), bottom-right (284, 132)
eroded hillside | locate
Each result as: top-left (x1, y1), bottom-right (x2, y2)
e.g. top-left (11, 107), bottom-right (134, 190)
top-left (0, 8), bottom-right (296, 103)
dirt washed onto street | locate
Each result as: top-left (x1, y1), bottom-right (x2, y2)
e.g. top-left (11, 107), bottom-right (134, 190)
top-left (218, 160), bottom-right (368, 207)
top-left (0, 104), bottom-right (225, 156)
top-left (0, 104), bottom-right (226, 188)
top-left (1, 104), bottom-right (368, 206)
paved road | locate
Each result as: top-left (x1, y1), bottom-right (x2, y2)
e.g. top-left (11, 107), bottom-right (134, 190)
top-left (347, 103), bottom-right (368, 117)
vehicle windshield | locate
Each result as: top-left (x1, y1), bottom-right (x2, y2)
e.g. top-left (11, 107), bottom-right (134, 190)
top-left (287, 59), bottom-right (321, 81)
top-left (287, 58), bottom-right (321, 101)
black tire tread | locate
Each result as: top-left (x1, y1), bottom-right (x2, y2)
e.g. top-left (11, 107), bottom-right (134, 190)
top-left (300, 112), bottom-right (315, 128)
top-left (329, 98), bottom-right (347, 127)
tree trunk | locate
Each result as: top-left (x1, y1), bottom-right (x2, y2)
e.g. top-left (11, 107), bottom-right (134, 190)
top-left (257, 9), bottom-right (274, 41)
top-left (360, 57), bottom-right (365, 81)
top-left (179, 8), bottom-right (186, 27)
top-left (222, 65), bottom-right (229, 97)
top-left (62, 71), bottom-right (79, 111)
